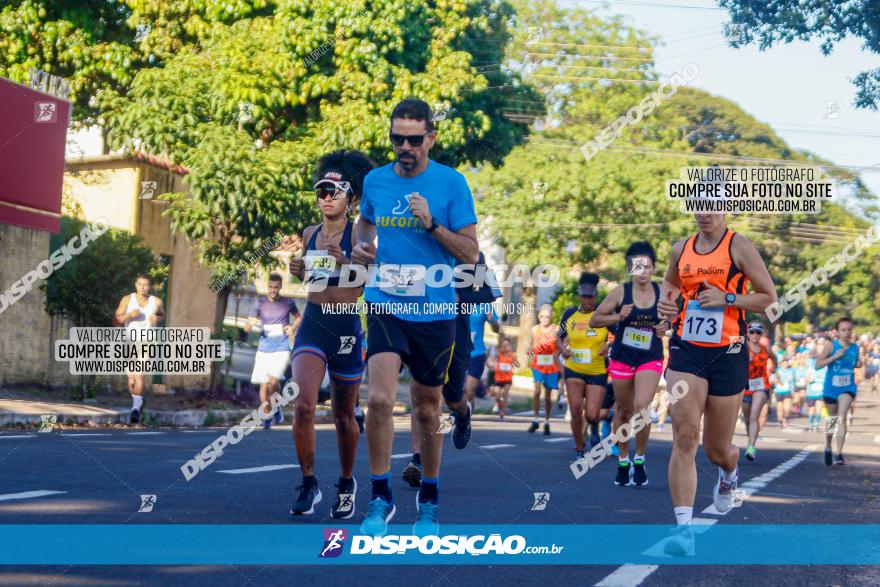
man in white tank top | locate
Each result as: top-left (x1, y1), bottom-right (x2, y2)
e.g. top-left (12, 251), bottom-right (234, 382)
top-left (114, 274), bottom-right (164, 423)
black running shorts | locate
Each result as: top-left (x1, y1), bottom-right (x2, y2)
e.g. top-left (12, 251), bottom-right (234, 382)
top-left (666, 336), bottom-right (748, 397)
top-left (366, 305), bottom-right (455, 387)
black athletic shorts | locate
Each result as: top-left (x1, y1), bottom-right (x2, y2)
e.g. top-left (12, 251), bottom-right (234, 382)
top-left (563, 368), bottom-right (607, 387)
top-left (666, 336), bottom-right (748, 397)
top-left (602, 382), bottom-right (616, 410)
top-left (823, 391), bottom-right (855, 405)
top-left (442, 310), bottom-right (472, 404)
top-left (366, 305), bottom-right (455, 387)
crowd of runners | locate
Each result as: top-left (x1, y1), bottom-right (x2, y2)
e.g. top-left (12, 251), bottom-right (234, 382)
top-left (114, 98), bottom-right (877, 550)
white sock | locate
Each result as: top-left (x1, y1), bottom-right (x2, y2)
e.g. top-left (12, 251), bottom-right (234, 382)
top-left (674, 506), bottom-right (693, 526)
top-left (618, 456), bottom-right (630, 464)
top-left (132, 395), bottom-right (143, 410)
top-left (634, 454), bottom-right (645, 462)
top-left (544, 418), bottom-right (550, 424)
top-left (533, 418), bottom-right (540, 424)
top-left (720, 466), bottom-right (737, 483)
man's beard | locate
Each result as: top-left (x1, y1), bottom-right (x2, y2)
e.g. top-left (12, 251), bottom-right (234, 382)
top-left (397, 152), bottom-right (417, 171)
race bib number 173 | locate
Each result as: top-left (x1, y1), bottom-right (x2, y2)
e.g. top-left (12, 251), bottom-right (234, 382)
top-left (681, 301), bottom-right (723, 344)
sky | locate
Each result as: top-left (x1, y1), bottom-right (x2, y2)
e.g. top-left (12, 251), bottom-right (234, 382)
top-left (69, 1), bottom-right (880, 201)
top-left (570, 0), bottom-right (880, 199)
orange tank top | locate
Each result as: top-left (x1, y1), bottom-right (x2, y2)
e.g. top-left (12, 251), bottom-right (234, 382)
top-left (674, 228), bottom-right (749, 348)
top-left (747, 344), bottom-right (771, 390)
top-left (495, 352), bottom-right (515, 382)
top-left (530, 326), bottom-right (559, 373)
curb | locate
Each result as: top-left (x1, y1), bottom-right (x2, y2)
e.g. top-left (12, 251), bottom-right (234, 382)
top-left (1, 404), bottom-right (411, 429)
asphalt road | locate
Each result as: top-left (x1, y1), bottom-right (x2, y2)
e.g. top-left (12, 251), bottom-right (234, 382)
top-left (2, 397), bottom-right (879, 586)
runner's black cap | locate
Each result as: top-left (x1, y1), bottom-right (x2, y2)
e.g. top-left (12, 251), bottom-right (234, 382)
top-left (578, 272), bottom-right (599, 296)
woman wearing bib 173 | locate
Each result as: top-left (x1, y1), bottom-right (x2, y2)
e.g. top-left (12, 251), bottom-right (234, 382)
top-left (658, 211), bottom-right (776, 555)
top-left (815, 317), bottom-right (861, 466)
top-left (591, 242), bottom-right (668, 487)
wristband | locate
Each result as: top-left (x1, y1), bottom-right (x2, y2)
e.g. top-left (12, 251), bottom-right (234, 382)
top-left (426, 221), bottom-right (439, 233)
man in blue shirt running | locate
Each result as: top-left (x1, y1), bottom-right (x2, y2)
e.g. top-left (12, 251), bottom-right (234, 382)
top-left (352, 99), bottom-right (479, 537)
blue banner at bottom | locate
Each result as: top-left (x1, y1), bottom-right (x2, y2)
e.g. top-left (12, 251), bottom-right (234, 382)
top-left (1, 525), bottom-right (877, 565)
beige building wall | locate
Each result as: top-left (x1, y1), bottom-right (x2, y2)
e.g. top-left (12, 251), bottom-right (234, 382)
top-left (134, 165), bottom-right (215, 389)
top-left (64, 163), bottom-right (139, 233)
top-left (0, 224), bottom-right (52, 386)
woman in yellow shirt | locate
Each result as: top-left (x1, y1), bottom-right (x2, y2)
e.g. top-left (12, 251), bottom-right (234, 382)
top-left (558, 273), bottom-right (610, 461)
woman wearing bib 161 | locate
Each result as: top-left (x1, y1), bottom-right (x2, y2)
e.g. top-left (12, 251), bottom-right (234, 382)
top-left (658, 212), bottom-right (776, 555)
top-left (591, 242), bottom-right (668, 487)
top-left (815, 317), bottom-right (861, 466)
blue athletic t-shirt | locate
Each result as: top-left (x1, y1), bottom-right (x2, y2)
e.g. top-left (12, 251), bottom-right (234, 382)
top-left (470, 307), bottom-right (499, 358)
top-left (823, 340), bottom-right (859, 394)
top-left (360, 160), bottom-right (477, 322)
top-left (776, 367), bottom-right (795, 394)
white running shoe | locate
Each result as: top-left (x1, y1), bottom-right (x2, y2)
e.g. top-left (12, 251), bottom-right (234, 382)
top-left (713, 472), bottom-right (738, 513)
top-left (663, 525), bottom-right (695, 556)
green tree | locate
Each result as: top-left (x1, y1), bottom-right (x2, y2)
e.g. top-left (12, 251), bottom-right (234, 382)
top-left (719, 0), bottom-right (880, 110)
top-left (473, 0), bottom-right (879, 331)
top-left (103, 3), bottom-right (540, 337)
top-left (0, 0), bottom-right (270, 123)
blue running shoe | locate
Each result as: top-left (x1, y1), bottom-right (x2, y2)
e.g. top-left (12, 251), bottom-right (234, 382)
top-left (262, 417), bottom-right (272, 430)
top-left (610, 444), bottom-right (620, 457)
top-left (273, 408), bottom-right (283, 425)
top-left (412, 493), bottom-right (439, 537)
top-left (360, 497), bottom-right (395, 537)
top-left (589, 428), bottom-right (600, 448)
top-left (600, 419), bottom-right (611, 438)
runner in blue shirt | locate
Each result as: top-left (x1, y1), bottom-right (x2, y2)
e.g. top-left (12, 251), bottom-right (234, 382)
top-left (467, 299), bottom-right (500, 402)
top-left (815, 317), bottom-right (861, 465)
top-left (774, 359), bottom-right (796, 429)
top-left (352, 99), bottom-right (479, 537)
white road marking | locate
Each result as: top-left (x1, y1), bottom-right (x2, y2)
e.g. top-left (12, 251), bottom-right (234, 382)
top-left (874, 435), bottom-right (880, 444)
top-left (702, 447), bottom-right (814, 515)
top-left (480, 444), bottom-right (515, 450)
top-left (595, 565), bottom-right (659, 587)
top-left (391, 453), bottom-right (413, 460)
top-left (0, 490), bottom-right (66, 502)
top-left (781, 427), bottom-right (804, 434)
top-left (67, 433), bottom-right (112, 437)
top-left (0, 435), bottom-right (32, 440)
top-left (217, 464), bottom-right (298, 475)
top-left (596, 445), bottom-right (817, 586)
top-left (126, 432), bottom-right (165, 436)
top-left (640, 518), bottom-right (718, 558)
top-left (544, 437), bottom-right (571, 443)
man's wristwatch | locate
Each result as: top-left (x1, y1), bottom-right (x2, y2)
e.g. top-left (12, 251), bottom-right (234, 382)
top-left (426, 221), bottom-right (439, 233)
top-left (724, 293), bottom-right (737, 306)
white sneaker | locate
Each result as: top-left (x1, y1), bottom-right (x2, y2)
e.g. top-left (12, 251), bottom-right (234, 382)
top-left (713, 472), bottom-right (738, 513)
top-left (492, 404), bottom-right (499, 414)
top-left (663, 525), bottom-right (695, 556)
top-left (564, 406), bottom-right (572, 422)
